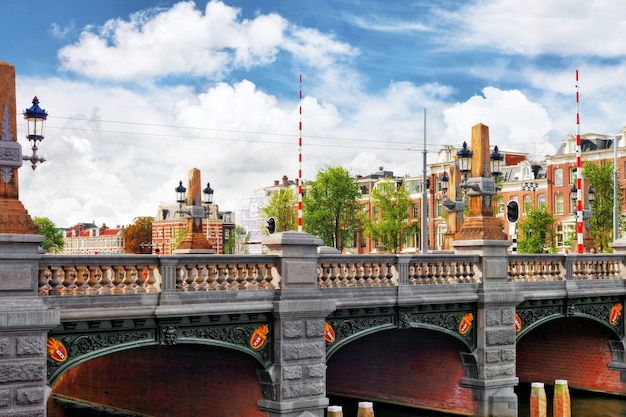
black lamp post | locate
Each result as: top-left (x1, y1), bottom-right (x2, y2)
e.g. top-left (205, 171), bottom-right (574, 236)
top-left (490, 146), bottom-right (504, 180)
top-left (457, 141), bottom-right (473, 176)
top-left (22, 96), bottom-right (47, 170)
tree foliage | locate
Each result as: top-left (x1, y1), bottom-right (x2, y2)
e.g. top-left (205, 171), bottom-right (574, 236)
top-left (32, 216), bottom-right (64, 254)
top-left (262, 188), bottom-right (297, 233)
top-left (584, 161), bottom-right (625, 252)
top-left (303, 166), bottom-right (361, 250)
top-left (362, 179), bottom-right (415, 254)
top-left (224, 226), bottom-right (250, 254)
top-left (123, 216), bottom-right (153, 253)
top-left (517, 207), bottom-right (556, 254)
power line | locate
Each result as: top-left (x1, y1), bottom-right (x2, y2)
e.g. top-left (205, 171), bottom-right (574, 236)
top-left (44, 115), bottom-right (446, 151)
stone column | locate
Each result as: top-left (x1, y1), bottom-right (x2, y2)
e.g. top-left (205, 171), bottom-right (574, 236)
top-left (454, 240), bottom-right (522, 417)
top-left (175, 168), bottom-right (212, 253)
top-left (0, 62), bottom-right (38, 234)
top-left (258, 232), bottom-right (335, 417)
top-left (0, 234), bottom-right (60, 416)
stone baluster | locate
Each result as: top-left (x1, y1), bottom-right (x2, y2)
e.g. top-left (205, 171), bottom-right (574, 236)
top-left (111, 266), bottom-right (125, 294)
top-left (122, 266), bottom-right (136, 293)
top-left (49, 267), bottom-right (64, 296)
top-left (98, 266), bottom-right (112, 295)
top-left (61, 266), bottom-right (77, 296)
top-left (144, 265), bottom-right (159, 293)
top-left (86, 266), bottom-right (101, 295)
top-left (236, 264), bottom-right (249, 290)
top-left (38, 267), bottom-right (52, 296)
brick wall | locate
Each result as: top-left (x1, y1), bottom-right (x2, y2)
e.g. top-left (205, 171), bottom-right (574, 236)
top-left (49, 345), bottom-right (268, 417)
top-left (517, 317), bottom-right (624, 394)
top-left (326, 328), bottom-right (476, 415)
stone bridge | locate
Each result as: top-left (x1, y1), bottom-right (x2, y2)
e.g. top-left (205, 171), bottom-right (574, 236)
top-left (2, 232), bottom-right (626, 417)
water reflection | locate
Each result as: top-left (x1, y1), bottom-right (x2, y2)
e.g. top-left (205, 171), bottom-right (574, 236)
top-left (49, 391), bottom-right (626, 417)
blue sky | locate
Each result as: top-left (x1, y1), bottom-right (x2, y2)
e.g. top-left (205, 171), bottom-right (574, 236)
top-left (4, 0), bottom-right (626, 227)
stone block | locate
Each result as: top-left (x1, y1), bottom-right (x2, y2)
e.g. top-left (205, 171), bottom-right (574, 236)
top-left (305, 363), bottom-right (326, 378)
top-left (305, 320), bottom-right (324, 337)
top-left (485, 309), bottom-right (501, 326)
top-left (501, 348), bottom-right (516, 362)
top-left (283, 341), bottom-right (325, 361)
top-left (284, 321), bottom-right (304, 338)
top-left (501, 308), bottom-right (515, 325)
top-left (485, 349), bottom-right (501, 363)
top-left (485, 328), bottom-right (515, 346)
top-left (283, 365), bottom-right (303, 380)
top-left (0, 361), bottom-right (44, 383)
top-left (15, 386), bottom-right (44, 405)
top-left (282, 381), bottom-right (325, 399)
top-left (17, 336), bottom-right (43, 357)
top-left (0, 389), bottom-right (9, 407)
top-left (0, 337), bottom-right (12, 357)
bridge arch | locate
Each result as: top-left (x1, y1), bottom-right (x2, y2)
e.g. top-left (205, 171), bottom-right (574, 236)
top-left (517, 316), bottom-right (624, 396)
top-left (47, 313), bottom-right (274, 385)
top-left (49, 344), bottom-right (269, 416)
top-left (326, 327), bottom-right (476, 415)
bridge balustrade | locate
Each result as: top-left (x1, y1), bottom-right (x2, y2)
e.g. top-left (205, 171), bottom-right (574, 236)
top-left (507, 254), bottom-right (626, 282)
top-left (36, 252), bottom-right (626, 297)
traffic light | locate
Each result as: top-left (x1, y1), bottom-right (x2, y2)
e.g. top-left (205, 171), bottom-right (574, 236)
top-left (506, 200), bottom-right (519, 223)
top-left (267, 217), bottom-right (276, 234)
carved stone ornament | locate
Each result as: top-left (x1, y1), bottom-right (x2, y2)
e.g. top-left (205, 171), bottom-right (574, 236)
top-left (0, 104), bottom-right (22, 184)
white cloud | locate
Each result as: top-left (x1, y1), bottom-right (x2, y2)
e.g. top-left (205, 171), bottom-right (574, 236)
top-left (439, 0), bottom-right (626, 56)
top-left (58, 1), bottom-right (288, 81)
top-left (443, 87), bottom-right (555, 159)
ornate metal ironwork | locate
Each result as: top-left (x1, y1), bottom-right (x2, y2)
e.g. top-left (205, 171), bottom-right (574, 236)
top-left (46, 312), bottom-right (274, 384)
top-left (516, 296), bottom-right (624, 339)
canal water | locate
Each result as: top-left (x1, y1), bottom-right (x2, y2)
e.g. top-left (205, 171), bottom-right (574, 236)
top-left (49, 385), bottom-right (626, 417)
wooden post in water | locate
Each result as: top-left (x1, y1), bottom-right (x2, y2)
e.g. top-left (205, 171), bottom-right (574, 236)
top-left (357, 401), bottom-right (374, 417)
top-left (530, 382), bottom-right (547, 417)
top-left (553, 379), bottom-right (571, 417)
top-left (327, 405), bottom-right (343, 417)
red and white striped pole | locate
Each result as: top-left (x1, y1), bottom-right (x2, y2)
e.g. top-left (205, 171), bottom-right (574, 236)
top-left (575, 70), bottom-right (583, 254)
top-left (298, 74), bottom-right (303, 232)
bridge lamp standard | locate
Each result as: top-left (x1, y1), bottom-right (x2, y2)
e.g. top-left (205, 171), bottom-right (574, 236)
top-left (22, 96), bottom-right (48, 170)
top-left (174, 173), bottom-right (216, 252)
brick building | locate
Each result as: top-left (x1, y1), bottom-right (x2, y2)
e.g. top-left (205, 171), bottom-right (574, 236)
top-left (62, 222), bottom-right (125, 254)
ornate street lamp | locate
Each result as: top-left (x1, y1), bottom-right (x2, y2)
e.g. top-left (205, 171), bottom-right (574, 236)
top-left (175, 181), bottom-right (187, 206)
top-left (457, 141), bottom-right (473, 175)
top-left (22, 96), bottom-right (47, 170)
top-left (203, 182), bottom-right (214, 207)
top-left (490, 145), bottom-right (504, 180)
top-left (440, 172), bottom-right (449, 194)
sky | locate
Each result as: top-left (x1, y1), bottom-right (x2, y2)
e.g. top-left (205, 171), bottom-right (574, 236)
top-left (3, 0), bottom-right (626, 228)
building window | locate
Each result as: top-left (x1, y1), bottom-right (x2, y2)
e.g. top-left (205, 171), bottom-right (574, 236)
top-left (437, 200), bottom-right (443, 217)
top-left (555, 168), bottom-right (563, 186)
top-left (523, 195), bottom-right (532, 214)
top-left (556, 223), bottom-right (575, 249)
top-left (412, 204), bottom-right (419, 218)
top-left (569, 167), bottom-right (577, 184)
top-left (555, 194), bottom-right (564, 215)
top-left (497, 197), bottom-right (505, 214)
top-left (538, 194), bottom-right (546, 208)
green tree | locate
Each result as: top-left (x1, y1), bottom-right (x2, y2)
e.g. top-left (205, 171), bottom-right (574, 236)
top-left (262, 188), bottom-right (297, 233)
top-left (362, 179), bottom-right (415, 253)
top-left (224, 226), bottom-right (250, 254)
top-left (517, 206), bottom-right (556, 254)
top-left (32, 216), bottom-right (64, 253)
top-left (123, 216), bottom-right (153, 253)
top-left (303, 166), bottom-right (361, 251)
top-left (584, 161), bottom-right (625, 252)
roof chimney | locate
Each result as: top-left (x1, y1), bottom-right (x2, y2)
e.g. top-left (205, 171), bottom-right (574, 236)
top-left (282, 175), bottom-right (289, 187)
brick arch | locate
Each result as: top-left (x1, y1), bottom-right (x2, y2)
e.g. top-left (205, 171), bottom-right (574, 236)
top-left (516, 317), bottom-right (624, 395)
top-left (326, 327), bottom-right (476, 415)
top-left (48, 344), bottom-right (269, 417)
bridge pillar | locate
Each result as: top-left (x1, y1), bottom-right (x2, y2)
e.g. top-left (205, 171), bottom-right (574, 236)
top-left (0, 234), bottom-right (60, 416)
top-left (454, 240), bottom-right (523, 417)
top-left (258, 232), bottom-right (335, 417)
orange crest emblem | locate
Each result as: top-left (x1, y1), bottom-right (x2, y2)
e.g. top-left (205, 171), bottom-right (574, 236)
top-left (609, 303), bottom-right (623, 326)
top-left (458, 313), bottom-right (474, 335)
top-left (324, 322), bottom-right (336, 343)
top-left (47, 338), bottom-right (68, 363)
top-left (250, 324), bottom-right (269, 350)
